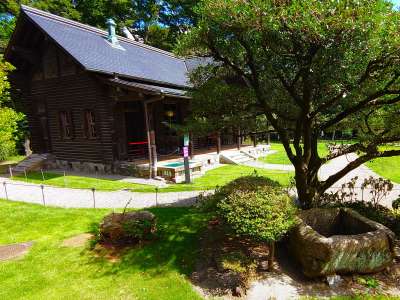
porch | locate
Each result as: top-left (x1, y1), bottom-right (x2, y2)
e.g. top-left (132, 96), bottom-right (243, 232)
top-left (117, 144), bottom-right (271, 183)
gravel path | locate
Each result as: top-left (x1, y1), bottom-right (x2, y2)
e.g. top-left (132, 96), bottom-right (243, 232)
top-left (0, 177), bottom-right (206, 208)
top-left (318, 153), bottom-right (400, 207)
top-left (0, 153), bottom-right (398, 209)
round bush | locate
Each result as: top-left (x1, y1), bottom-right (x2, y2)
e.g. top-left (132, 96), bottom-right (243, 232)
top-left (217, 188), bottom-right (297, 243)
top-left (199, 175), bottom-right (282, 211)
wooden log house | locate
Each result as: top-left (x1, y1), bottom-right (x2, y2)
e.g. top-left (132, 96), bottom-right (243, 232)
top-left (5, 5), bottom-right (253, 179)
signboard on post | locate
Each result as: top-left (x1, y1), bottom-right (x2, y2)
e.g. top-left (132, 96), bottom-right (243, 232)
top-left (183, 146), bottom-right (189, 158)
top-left (183, 133), bottom-right (191, 183)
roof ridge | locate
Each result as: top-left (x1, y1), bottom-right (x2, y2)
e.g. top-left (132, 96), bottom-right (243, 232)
top-left (20, 4), bottom-right (184, 60)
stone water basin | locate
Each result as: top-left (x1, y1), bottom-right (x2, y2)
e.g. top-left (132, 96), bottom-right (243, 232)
top-left (288, 208), bottom-right (395, 277)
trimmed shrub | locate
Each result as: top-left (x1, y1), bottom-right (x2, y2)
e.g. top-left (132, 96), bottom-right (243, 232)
top-left (199, 175), bottom-right (282, 211)
top-left (216, 187), bottom-right (297, 270)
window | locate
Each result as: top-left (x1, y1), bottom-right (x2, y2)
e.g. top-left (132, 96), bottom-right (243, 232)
top-left (84, 110), bottom-right (97, 138)
top-left (59, 111), bottom-right (73, 139)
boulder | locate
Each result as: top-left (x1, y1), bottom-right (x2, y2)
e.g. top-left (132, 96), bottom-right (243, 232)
top-left (99, 211), bottom-right (156, 244)
top-left (288, 208), bottom-right (395, 278)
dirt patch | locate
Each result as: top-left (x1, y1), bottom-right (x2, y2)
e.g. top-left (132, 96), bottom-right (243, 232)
top-left (62, 233), bottom-right (93, 248)
top-left (192, 221), bottom-right (400, 299)
top-left (91, 242), bottom-right (130, 263)
top-left (191, 220), bottom-right (269, 298)
top-left (0, 241), bottom-right (34, 261)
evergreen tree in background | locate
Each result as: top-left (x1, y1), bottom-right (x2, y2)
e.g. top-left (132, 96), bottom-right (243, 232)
top-left (0, 0), bottom-right (197, 52)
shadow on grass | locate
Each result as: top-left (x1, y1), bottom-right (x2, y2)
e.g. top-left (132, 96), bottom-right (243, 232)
top-left (84, 207), bottom-right (210, 279)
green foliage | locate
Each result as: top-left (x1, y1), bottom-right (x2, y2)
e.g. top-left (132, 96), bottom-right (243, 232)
top-left (216, 184), bottom-right (297, 243)
top-left (1, 0), bottom-right (198, 52)
top-left (392, 197), bottom-right (400, 210)
top-left (176, 0), bottom-right (400, 208)
top-left (0, 107), bottom-right (24, 161)
top-left (0, 56), bottom-right (24, 160)
top-left (199, 174), bottom-right (282, 211)
top-left (183, 65), bottom-right (266, 137)
top-left (356, 276), bottom-right (380, 289)
top-left (220, 250), bottom-right (255, 274)
top-left (0, 56), bottom-right (14, 103)
top-left (0, 17), bottom-right (15, 52)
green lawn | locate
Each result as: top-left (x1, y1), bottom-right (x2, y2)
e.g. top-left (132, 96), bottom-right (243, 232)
top-left (0, 199), bottom-right (208, 300)
top-left (12, 164), bottom-right (294, 192)
top-left (0, 155), bottom-right (25, 173)
top-left (260, 142), bottom-right (330, 165)
top-left (0, 155), bottom-right (26, 165)
top-left (365, 145), bottom-right (400, 184)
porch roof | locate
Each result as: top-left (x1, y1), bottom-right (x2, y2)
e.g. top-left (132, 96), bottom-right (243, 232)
top-left (106, 78), bottom-right (190, 99)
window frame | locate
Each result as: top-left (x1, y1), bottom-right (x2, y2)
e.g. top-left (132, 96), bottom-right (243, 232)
top-left (59, 111), bottom-right (73, 139)
top-left (84, 109), bottom-right (97, 139)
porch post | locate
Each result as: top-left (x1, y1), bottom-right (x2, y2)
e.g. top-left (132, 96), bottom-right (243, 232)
top-left (237, 128), bottom-right (241, 150)
top-left (189, 132), bottom-right (195, 159)
top-left (252, 133), bottom-right (257, 147)
top-left (144, 101), bottom-right (157, 178)
top-left (216, 132), bottom-right (221, 154)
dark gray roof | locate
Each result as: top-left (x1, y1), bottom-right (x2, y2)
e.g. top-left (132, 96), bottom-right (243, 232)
top-left (20, 5), bottom-right (194, 88)
top-left (107, 78), bottom-right (189, 98)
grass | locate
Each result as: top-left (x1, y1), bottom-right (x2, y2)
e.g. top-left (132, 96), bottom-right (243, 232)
top-left (0, 155), bottom-right (25, 173)
top-left (0, 199), bottom-right (209, 299)
top-left (365, 145), bottom-right (400, 184)
top-left (260, 142), bottom-right (330, 165)
top-left (259, 140), bottom-right (355, 165)
top-left (12, 164), bottom-right (294, 192)
top-left (0, 155), bottom-right (26, 165)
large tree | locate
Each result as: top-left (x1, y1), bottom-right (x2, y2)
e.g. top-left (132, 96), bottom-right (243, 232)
top-left (177, 0), bottom-right (400, 208)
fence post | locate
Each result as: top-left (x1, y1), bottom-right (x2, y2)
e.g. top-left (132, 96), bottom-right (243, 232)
top-left (63, 171), bottom-right (66, 187)
top-left (40, 185), bottom-right (45, 206)
top-left (3, 182), bottom-right (8, 200)
top-left (24, 168), bottom-right (28, 182)
top-left (92, 188), bottom-right (96, 208)
top-left (41, 169), bottom-right (45, 181)
top-left (9, 166), bottom-right (13, 178)
top-left (155, 187), bottom-right (159, 207)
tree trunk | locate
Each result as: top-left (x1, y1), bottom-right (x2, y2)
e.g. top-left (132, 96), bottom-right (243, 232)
top-left (295, 167), bottom-right (319, 209)
top-left (268, 241), bottom-right (275, 271)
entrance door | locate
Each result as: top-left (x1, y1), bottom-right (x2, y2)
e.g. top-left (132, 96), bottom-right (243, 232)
top-left (125, 105), bottom-right (147, 159)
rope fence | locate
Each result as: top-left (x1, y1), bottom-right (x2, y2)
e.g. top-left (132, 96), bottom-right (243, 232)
top-left (0, 176), bottom-right (398, 209)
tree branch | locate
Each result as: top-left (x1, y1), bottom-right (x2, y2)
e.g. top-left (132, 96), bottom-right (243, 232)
top-left (321, 91), bottom-right (400, 130)
top-left (319, 149), bottom-right (400, 193)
